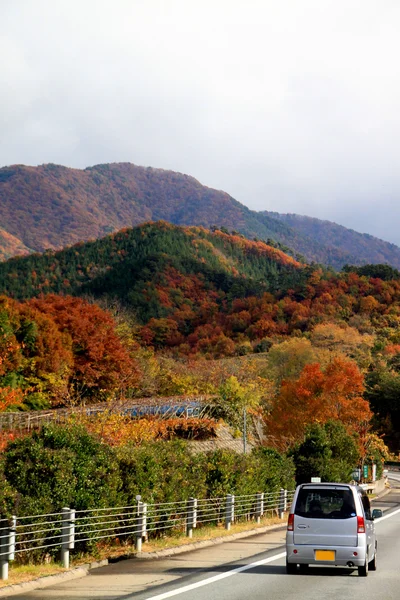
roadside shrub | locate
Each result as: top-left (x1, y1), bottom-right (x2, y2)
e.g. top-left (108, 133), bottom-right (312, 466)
top-left (250, 447), bottom-right (296, 492)
top-left (0, 459), bottom-right (17, 516)
top-left (117, 440), bottom-right (208, 506)
top-left (2, 423), bottom-right (122, 515)
top-left (0, 424), bottom-right (296, 559)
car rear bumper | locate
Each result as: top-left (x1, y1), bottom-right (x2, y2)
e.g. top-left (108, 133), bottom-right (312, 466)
top-left (286, 543), bottom-right (366, 567)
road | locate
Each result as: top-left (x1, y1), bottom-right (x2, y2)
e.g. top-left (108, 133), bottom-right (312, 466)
top-left (7, 474), bottom-right (400, 600)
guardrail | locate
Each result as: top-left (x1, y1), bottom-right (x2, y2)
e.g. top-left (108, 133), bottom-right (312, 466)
top-left (359, 477), bottom-right (388, 495)
top-left (0, 488), bottom-right (294, 580)
top-left (359, 483), bottom-right (375, 494)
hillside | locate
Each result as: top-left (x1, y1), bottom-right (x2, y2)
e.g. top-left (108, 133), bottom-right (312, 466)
top-left (2, 220), bottom-right (400, 353)
top-left (2, 162), bottom-right (399, 269)
top-left (0, 227), bottom-right (32, 261)
top-left (0, 162), bottom-right (298, 255)
top-left (264, 211), bottom-right (400, 269)
top-left (0, 222), bottom-right (306, 323)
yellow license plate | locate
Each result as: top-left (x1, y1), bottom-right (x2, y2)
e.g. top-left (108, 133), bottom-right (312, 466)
top-left (315, 550), bottom-right (335, 561)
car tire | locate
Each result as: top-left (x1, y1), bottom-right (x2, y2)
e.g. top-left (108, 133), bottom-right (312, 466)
top-left (368, 544), bottom-right (377, 571)
top-left (358, 557), bottom-right (369, 577)
top-left (286, 560), bottom-right (297, 574)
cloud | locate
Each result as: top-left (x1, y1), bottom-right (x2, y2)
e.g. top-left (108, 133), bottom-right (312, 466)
top-left (1, 0), bottom-right (400, 244)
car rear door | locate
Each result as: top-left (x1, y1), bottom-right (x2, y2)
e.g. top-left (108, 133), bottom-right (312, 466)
top-left (293, 485), bottom-right (358, 547)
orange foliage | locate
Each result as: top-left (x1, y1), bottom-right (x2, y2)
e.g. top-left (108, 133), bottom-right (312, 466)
top-left (18, 303), bottom-right (74, 377)
top-left (359, 295), bottom-right (380, 314)
top-left (0, 296), bottom-right (22, 376)
top-left (384, 344), bottom-right (400, 356)
top-left (138, 263), bottom-right (400, 356)
top-left (0, 386), bottom-right (24, 411)
top-left (75, 413), bottom-right (218, 446)
top-left (266, 357), bottom-right (372, 451)
top-left (26, 295), bottom-right (139, 395)
top-left (212, 230), bottom-right (303, 268)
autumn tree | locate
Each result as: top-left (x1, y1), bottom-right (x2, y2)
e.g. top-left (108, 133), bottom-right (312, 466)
top-left (0, 296), bottom-right (22, 382)
top-left (266, 356), bottom-right (372, 451)
top-left (0, 387), bottom-right (24, 412)
top-left (263, 338), bottom-right (318, 388)
top-left (212, 375), bottom-right (264, 434)
top-left (310, 322), bottom-right (374, 356)
top-left (0, 295), bottom-right (72, 409)
top-left (26, 295), bottom-right (139, 402)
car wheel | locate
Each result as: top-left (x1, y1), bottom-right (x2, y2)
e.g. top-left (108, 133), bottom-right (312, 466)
top-left (368, 544), bottom-right (377, 571)
top-left (286, 560), bottom-right (297, 574)
top-left (358, 556), bottom-right (369, 577)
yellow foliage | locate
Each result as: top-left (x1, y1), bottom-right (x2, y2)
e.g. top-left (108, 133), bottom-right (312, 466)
top-left (70, 411), bottom-right (218, 446)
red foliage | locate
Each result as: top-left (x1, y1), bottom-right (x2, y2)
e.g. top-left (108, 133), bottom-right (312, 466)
top-left (26, 295), bottom-right (139, 395)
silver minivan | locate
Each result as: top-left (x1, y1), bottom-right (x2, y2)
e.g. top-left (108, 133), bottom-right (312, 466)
top-left (286, 482), bottom-right (382, 576)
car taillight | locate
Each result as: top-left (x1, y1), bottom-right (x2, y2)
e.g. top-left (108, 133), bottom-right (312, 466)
top-left (287, 513), bottom-right (294, 531)
top-left (357, 516), bottom-right (365, 533)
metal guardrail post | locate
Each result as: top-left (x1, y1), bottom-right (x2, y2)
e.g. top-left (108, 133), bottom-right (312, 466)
top-left (135, 502), bottom-right (147, 552)
top-left (225, 494), bottom-right (235, 530)
top-left (9, 516), bottom-right (16, 562)
top-left (278, 488), bottom-right (286, 519)
top-left (61, 508), bottom-right (75, 569)
top-left (256, 493), bottom-right (264, 524)
top-left (0, 520), bottom-right (10, 581)
top-left (186, 497), bottom-right (197, 538)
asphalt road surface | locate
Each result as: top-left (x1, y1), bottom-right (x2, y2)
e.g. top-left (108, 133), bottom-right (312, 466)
top-left (7, 475), bottom-right (400, 600)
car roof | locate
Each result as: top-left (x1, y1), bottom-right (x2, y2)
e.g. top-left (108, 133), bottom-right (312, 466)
top-left (299, 482), bottom-right (355, 489)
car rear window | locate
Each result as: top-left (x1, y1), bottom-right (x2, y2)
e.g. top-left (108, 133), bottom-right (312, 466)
top-left (295, 488), bottom-right (357, 519)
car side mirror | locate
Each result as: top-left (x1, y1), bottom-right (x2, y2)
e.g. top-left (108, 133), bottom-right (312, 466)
top-left (372, 509), bottom-right (383, 520)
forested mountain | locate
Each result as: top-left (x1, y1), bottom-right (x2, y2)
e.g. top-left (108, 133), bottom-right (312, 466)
top-left (264, 211), bottom-right (400, 269)
top-left (1, 220), bottom-right (400, 354)
top-left (0, 222), bottom-right (305, 322)
top-left (2, 162), bottom-right (400, 269)
top-left (0, 162), bottom-right (299, 256)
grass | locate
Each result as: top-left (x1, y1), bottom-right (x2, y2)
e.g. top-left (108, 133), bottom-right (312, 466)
top-left (0, 512), bottom-right (285, 589)
top-left (0, 564), bottom-right (68, 588)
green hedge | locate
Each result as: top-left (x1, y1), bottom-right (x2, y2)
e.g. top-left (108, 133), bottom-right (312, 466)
top-left (1, 424), bottom-right (295, 517)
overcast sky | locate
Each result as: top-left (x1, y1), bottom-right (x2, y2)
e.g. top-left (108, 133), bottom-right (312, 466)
top-left (2, 0), bottom-right (400, 244)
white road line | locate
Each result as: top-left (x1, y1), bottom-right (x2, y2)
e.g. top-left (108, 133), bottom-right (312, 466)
top-left (375, 507), bottom-right (400, 522)
top-left (144, 551), bottom-right (287, 600)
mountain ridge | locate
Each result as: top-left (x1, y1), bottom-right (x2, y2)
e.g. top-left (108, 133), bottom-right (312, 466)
top-left (264, 211), bottom-right (400, 267)
top-left (1, 162), bottom-right (400, 269)
top-left (0, 221), bottom-right (307, 325)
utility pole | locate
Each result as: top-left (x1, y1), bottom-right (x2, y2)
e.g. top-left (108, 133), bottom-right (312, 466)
top-left (243, 407), bottom-right (247, 454)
